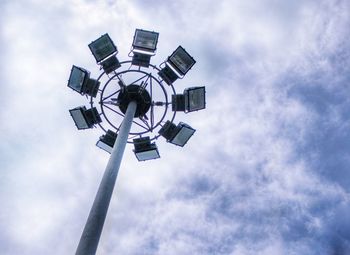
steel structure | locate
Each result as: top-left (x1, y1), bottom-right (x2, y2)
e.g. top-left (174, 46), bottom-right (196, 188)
top-left (67, 29), bottom-right (206, 255)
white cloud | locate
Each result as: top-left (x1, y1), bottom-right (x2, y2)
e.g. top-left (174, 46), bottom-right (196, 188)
top-left (1, 0), bottom-right (349, 254)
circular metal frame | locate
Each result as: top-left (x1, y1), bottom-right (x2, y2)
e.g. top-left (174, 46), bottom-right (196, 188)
top-left (90, 61), bottom-right (177, 143)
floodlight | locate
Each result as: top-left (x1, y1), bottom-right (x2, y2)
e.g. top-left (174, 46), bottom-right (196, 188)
top-left (172, 86), bottom-right (206, 112)
top-left (159, 121), bottom-right (196, 147)
top-left (184, 86), bottom-right (206, 112)
top-left (96, 130), bottom-right (117, 153)
top-left (133, 137), bottom-right (160, 161)
top-left (68, 66), bottom-right (88, 93)
top-left (89, 34), bottom-right (117, 63)
top-left (131, 29), bottom-right (159, 67)
top-left (132, 29), bottom-right (159, 52)
top-left (101, 55), bottom-right (121, 74)
top-left (168, 46), bottom-right (196, 75)
top-left (69, 106), bottom-right (102, 130)
top-left (67, 65), bottom-right (100, 97)
top-left (158, 64), bottom-right (179, 85)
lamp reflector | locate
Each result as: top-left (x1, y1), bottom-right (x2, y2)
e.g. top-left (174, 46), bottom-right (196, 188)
top-left (185, 86), bottom-right (206, 112)
top-left (96, 130), bottom-right (117, 153)
top-left (168, 46), bottom-right (196, 75)
top-left (88, 34), bottom-right (117, 63)
top-left (133, 137), bottom-right (160, 161)
top-left (132, 29), bottom-right (159, 52)
top-left (68, 66), bottom-right (88, 93)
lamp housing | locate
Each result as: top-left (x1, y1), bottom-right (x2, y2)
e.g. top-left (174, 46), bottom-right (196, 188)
top-left (168, 46), bottom-right (196, 75)
top-left (96, 130), bottom-right (117, 153)
top-left (67, 65), bottom-right (100, 97)
top-left (69, 106), bottom-right (102, 130)
top-left (88, 33), bottom-right (118, 63)
top-left (184, 86), bottom-right (206, 112)
top-left (171, 86), bottom-right (206, 113)
top-left (67, 65), bottom-right (87, 93)
top-left (131, 29), bottom-right (159, 67)
top-left (133, 137), bottom-right (160, 161)
top-left (132, 29), bottom-right (159, 53)
top-left (159, 121), bottom-right (196, 147)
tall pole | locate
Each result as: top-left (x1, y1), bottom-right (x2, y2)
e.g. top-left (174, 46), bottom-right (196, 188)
top-left (76, 101), bottom-right (137, 255)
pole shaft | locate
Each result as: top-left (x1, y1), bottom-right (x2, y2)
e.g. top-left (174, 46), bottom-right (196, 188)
top-left (76, 101), bottom-right (137, 255)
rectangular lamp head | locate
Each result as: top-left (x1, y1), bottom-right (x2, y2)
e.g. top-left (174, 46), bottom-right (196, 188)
top-left (168, 46), bottom-right (196, 75)
top-left (170, 122), bottom-right (196, 147)
top-left (69, 106), bottom-right (90, 130)
top-left (96, 130), bottom-right (117, 153)
top-left (88, 33), bottom-right (118, 63)
top-left (132, 29), bottom-right (159, 52)
top-left (133, 137), bottom-right (160, 161)
top-left (184, 86), bottom-right (206, 112)
top-left (68, 65), bottom-right (89, 93)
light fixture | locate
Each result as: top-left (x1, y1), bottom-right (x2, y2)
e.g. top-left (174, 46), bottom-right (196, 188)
top-left (132, 29), bottom-right (159, 52)
top-left (131, 29), bottom-right (159, 67)
top-left (172, 86), bottom-right (206, 112)
top-left (96, 130), bottom-right (117, 153)
top-left (89, 34), bottom-right (121, 74)
top-left (133, 137), bottom-right (160, 161)
top-left (168, 46), bottom-right (196, 76)
top-left (67, 65), bottom-right (100, 97)
top-left (159, 121), bottom-right (196, 147)
top-left (158, 46), bottom-right (195, 85)
top-left (89, 33), bottom-right (118, 62)
top-left (69, 106), bottom-right (102, 130)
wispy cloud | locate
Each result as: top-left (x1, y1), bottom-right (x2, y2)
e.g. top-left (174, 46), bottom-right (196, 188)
top-left (1, 0), bottom-right (349, 254)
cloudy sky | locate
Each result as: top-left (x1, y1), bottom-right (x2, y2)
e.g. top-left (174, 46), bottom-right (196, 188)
top-left (1, 0), bottom-right (350, 254)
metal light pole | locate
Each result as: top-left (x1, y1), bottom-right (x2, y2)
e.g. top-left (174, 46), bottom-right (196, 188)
top-left (75, 101), bottom-right (137, 255)
top-left (67, 29), bottom-right (206, 255)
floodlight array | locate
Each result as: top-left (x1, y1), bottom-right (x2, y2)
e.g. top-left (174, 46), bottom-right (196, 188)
top-left (67, 28), bottom-right (206, 162)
